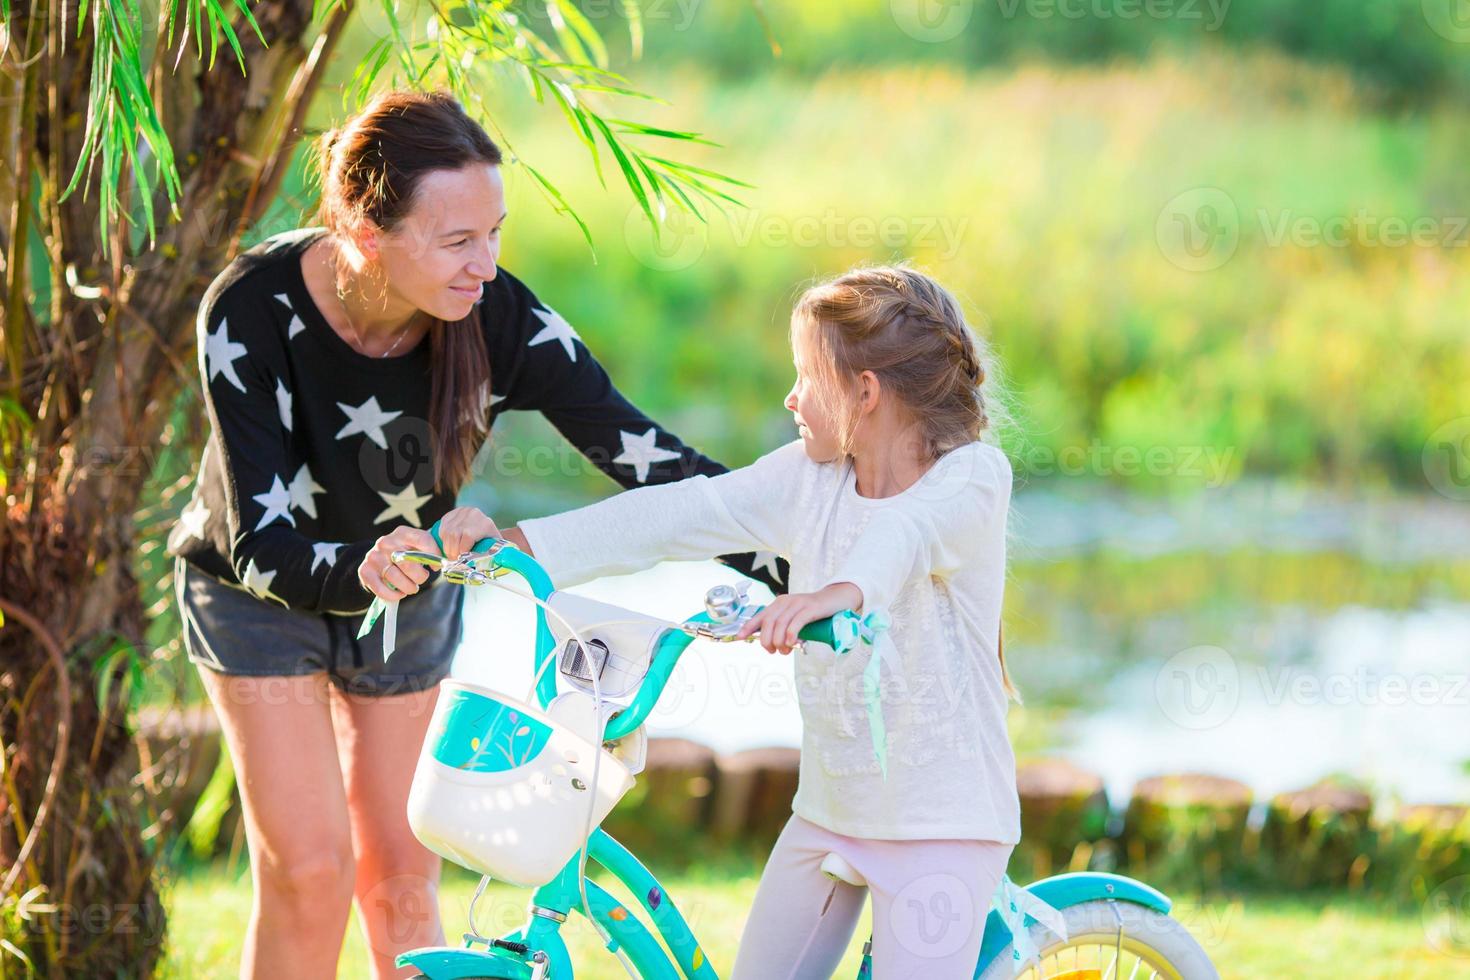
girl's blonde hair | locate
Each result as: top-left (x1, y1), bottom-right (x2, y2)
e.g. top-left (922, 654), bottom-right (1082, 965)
top-left (791, 264), bottom-right (1021, 702)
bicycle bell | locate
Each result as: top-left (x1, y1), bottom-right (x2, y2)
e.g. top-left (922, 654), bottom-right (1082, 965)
top-left (704, 582), bottom-right (750, 624)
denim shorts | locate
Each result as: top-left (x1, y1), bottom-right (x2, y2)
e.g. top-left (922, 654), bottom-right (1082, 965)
top-left (175, 556), bottom-right (464, 697)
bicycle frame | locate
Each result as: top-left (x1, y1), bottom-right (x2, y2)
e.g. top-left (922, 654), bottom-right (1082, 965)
top-left (397, 528), bottom-right (1178, 979)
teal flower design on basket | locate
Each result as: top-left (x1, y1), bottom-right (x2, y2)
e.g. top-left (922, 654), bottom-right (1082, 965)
top-left (430, 688), bottom-right (553, 773)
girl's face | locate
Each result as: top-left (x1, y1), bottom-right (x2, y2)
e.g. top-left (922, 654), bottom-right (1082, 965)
top-left (372, 163), bottom-right (507, 322)
top-left (785, 331), bottom-right (842, 462)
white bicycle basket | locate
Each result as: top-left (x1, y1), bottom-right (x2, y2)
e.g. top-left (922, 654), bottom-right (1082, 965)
top-left (406, 679), bottom-right (635, 887)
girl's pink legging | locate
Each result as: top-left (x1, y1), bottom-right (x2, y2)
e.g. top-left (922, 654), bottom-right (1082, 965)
top-left (729, 814), bottom-right (1014, 980)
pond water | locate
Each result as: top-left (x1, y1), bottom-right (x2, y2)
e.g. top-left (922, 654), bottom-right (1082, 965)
top-left (452, 480), bottom-right (1470, 809)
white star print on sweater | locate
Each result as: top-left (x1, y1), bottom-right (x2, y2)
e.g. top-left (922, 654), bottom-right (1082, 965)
top-left (205, 320), bottom-right (248, 393)
top-left (240, 558), bottom-right (281, 604)
top-left (336, 396), bottom-right (401, 450)
top-left (311, 541), bottom-right (342, 573)
top-left (528, 305), bottom-right (581, 360)
top-left (177, 500), bottom-right (210, 540)
top-left (275, 378), bottom-right (293, 431)
top-left (251, 476), bottom-right (295, 531)
top-left (373, 484), bottom-right (433, 526)
top-left (166, 228), bottom-right (790, 612)
top-left (273, 293), bottom-right (306, 339)
top-left (613, 428), bottom-right (682, 483)
top-left (287, 463), bottom-right (325, 519)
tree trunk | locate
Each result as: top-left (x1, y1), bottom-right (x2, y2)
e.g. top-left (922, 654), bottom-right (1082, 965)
top-left (1, 2), bottom-right (343, 972)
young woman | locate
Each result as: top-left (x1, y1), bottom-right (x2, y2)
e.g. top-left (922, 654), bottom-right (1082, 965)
top-left (165, 90), bottom-right (780, 978)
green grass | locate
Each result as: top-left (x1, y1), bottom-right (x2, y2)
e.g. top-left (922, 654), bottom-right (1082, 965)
top-left (160, 857), bottom-right (1465, 978)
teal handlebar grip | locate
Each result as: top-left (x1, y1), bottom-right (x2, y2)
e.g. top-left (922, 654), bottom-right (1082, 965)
top-left (797, 616), bottom-right (839, 649)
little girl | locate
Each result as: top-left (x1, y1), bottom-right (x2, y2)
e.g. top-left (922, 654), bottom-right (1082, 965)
top-left (504, 266), bottom-right (1021, 977)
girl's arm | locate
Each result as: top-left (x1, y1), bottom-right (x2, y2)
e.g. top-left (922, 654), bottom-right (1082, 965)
top-left (735, 581), bottom-right (863, 654)
top-left (515, 440), bottom-right (808, 587)
top-left (480, 269), bottom-right (789, 593)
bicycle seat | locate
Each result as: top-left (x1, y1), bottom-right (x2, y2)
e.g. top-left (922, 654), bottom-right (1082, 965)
top-left (820, 852), bottom-right (867, 887)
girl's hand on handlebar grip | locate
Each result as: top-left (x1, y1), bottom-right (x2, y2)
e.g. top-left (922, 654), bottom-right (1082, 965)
top-left (737, 582), bottom-right (863, 655)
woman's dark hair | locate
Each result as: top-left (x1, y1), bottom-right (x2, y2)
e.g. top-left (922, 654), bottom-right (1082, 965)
top-left (315, 89), bottom-right (503, 492)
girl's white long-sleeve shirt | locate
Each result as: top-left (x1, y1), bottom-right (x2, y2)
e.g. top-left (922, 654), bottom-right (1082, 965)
top-left (519, 439), bottom-right (1021, 844)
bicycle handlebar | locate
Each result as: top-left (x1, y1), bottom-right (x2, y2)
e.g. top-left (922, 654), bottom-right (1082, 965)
top-left (418, 523), bottom-right (848, 732)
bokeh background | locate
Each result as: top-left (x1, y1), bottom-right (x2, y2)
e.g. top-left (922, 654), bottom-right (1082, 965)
top-left (132, 1), bottom-right (1470, 975)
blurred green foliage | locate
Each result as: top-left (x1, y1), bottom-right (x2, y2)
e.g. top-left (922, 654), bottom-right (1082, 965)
top-left (456, 54), bottom-right (1468, 499)
top-left (621, 0), bottom-right (1470, 106)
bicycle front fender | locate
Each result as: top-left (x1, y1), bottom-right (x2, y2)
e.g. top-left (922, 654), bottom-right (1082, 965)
top-left (1024, 871), bottom-right (1171, 915)
top-left (974, 872), bottom-right (1172, 976)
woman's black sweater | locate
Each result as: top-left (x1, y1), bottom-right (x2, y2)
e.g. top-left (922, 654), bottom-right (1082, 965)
top-left (165, 228), bottom-right (786, 612)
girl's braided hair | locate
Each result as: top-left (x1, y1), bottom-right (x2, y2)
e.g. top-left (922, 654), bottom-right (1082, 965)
top-left (791, 265), bottom-right (998, 460)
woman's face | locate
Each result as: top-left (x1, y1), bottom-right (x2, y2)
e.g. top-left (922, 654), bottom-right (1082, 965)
top-left (374, 163), bottom-right (506, 322)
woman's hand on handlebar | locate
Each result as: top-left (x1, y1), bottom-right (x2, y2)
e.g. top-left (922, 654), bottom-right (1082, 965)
top-left (358, 525), bottom-right (442, 602)
top-left (437, 506), bottom-right (502, 561)
top-left (502, 527), bottom-right (533, 555)
top-left (737, 582), bottom-right (863, 655)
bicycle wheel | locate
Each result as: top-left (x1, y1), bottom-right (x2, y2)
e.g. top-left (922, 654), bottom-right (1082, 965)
top-left (976, 898), bottom-right (1219, 980)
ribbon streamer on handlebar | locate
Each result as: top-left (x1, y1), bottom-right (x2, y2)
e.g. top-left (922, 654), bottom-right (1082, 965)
top-left (357, 594), bottom-right (399, 657)
top-left (830, 609), bottom-right (894, 779)
top-left (356, 525), bottom-right (447, 659)
top-left (991, 872), bottom-right (1068, 975)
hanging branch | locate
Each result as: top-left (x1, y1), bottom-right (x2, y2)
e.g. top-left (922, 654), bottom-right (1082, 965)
top-left (233, 0), bottom-right (355, 250)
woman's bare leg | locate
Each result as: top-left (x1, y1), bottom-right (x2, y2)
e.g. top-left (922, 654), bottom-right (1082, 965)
top-left (333, 684), bottom-right (446, 978)
top-left (200, 671), bottom-right (356, 979)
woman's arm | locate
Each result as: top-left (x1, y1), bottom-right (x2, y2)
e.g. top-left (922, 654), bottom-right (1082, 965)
top-left (481, 270), bottom-right (791, 592)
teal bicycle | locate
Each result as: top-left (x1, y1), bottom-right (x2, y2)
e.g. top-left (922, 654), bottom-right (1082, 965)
top-left (367, 526), bottom-right (1219, 980)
